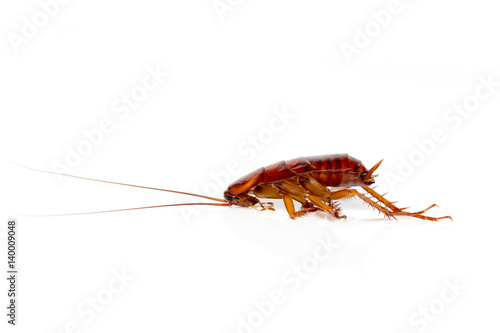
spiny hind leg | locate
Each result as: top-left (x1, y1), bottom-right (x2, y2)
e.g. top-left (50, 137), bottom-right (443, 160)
top-left (390, 205), bottom-right (452, 221)
top-left (331, 188), bottom-right (452, 221)
top-left (361, 187), bottom-right (452, 221)
top-left (362, 186), bottom-right (401, 212)
top-left (329, 188), bottom-right (395, 219)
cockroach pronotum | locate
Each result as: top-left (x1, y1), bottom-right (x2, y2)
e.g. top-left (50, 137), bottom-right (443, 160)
top-left (15, 154), bottom-right (451, 221)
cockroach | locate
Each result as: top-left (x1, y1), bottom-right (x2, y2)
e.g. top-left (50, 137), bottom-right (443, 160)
top-left (15, 154), bottom-right (451, 221)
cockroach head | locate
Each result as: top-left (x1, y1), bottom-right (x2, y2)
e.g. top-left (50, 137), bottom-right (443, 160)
top-left (361, 159), bottom-right (383, 185)
top-left (223, 190), bottom-right (259, 207)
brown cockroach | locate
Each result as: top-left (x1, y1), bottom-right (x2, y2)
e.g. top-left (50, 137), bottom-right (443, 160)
top-left (15, 154), bottom-right (451, 221)
top-left (222, 154), bottom-right (451, 221)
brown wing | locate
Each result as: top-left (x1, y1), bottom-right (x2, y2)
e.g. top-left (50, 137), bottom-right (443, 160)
top-left (227, 154), bottom-right (366, 195)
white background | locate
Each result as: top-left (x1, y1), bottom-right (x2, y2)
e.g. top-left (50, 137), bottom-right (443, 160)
top-left (1, 1), bottom-right (499, 332)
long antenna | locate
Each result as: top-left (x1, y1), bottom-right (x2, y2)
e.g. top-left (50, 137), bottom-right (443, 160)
top-left (19, 202), bottom-right (231, 217)
top-left (10, 162), bottom-right (227, 203)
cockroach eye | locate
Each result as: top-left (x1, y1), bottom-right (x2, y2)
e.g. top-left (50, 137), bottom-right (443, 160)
top-left (224, 193), bottom-right (239, 201)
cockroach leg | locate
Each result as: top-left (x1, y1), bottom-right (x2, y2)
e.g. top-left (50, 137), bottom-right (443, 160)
top-left (299, 175), bottom-right (331, 200)
top-left (283, 193), bottom-right (310, 219)
top-left (307, 194), bottom-right (345, 219)
top-left (259, 202), bottom-right (275, 211)
top-left (362, 186), bottom-right (401, 212)
top-left (389, 203), bottom-right (452, 221)
top-left (391, 211), bottom-right (452, 221)
top-left (275, 178), bottom-right (345, 219)
top-left (329, 188), bottom-right (395, 220)
top-left (362, 188), bottom-right (452, 221)
top-left (331, 188), bottom-right (451, 221)
top-left (301, 201), bottom-right (320, 213)
top-left (280, 193), bottom-right (325, 219)
top-left (411, 204), bottom-right (438, 215)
